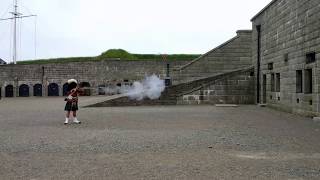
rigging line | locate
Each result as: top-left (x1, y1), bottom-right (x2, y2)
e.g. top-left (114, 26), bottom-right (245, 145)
top-left (9, 19), bottom-right (13, 63)
top-left (19, 17), bottom-right (22, 61)
top-left (34, 16), bottom-right (37, 60)
top-left (1, 15), bottom-right (37, 21)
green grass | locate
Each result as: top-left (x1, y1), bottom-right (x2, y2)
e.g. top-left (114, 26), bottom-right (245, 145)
top-left (18, 57), bottom-right (98, 65)
top-left (17, 49), bottom-right (201, 65)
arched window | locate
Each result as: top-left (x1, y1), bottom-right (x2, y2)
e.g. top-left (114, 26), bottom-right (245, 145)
top-left (33, 84), bottom-right (42, 96)
top-left (63, 83), bottom-right (69, 96)
top-left (5, 85), bottom-right (14, 97)
top-left (19, 84), bottom-right (30, 97)
top-left (48, 83), bottom-right (59, 96)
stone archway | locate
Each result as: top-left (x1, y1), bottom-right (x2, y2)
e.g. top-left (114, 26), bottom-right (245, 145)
top-left (48, 83), bottom-right (59, 96)
top-left (79, 82), bottom-right (91, 96)
top-left (5, 85), bottom-right (14, 97)
top-left (19, 84), bottom-right (30, 97)
top-left (33, 84), bottom-right (42, 96)
top-left (98, 85), bottom-right (106, 95)
top-left (63, 83), bottom-right (69, 96)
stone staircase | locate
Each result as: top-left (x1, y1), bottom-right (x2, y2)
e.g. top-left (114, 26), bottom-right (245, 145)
top-left (85, 66), bottom-right (254, 107)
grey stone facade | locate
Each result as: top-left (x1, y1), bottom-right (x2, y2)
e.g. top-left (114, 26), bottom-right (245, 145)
top-left (0, 30), bottom-right (253, 101)
top-left (177, 68), bottom-right (255, 105)
top-left (87, 67), bottom-right (255, 107)
top-left (173, 30), bottom-right (252, 84)
top-left (0, 60), bottom-right (188, 97)
top-left (252, 0), bottom-right (320, 116)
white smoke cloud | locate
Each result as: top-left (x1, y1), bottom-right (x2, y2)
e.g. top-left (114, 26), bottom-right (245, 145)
top-left (122, 74), bottom-right (165, 100)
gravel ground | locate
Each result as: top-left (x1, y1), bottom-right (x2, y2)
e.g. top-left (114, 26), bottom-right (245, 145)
top-left (0, 97), bottom-right (320, 179)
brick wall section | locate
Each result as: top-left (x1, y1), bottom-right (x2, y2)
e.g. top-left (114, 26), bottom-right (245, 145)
top-left (252, 0), bottom-right (320, 116)
top-left (0, 60), bottom-right (188, 97)
top-left (172, 30), bottom-right (252, 84)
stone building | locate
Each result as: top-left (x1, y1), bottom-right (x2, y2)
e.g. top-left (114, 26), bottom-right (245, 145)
top-left (251, 0), bottom-right (320, 116)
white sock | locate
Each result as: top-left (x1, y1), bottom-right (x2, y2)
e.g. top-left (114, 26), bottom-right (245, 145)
top-left (73, 117), bottom-right (80, 123)
top-left (64, 117), bottom-right (69, 124)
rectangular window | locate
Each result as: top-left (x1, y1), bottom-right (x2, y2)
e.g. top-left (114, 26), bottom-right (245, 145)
top-left (284, 53), bottom-right (289, 62)
top-left (304, 69), bottom-right (313, 94)
top-left (276, 73), bottom-right (280, 92)
top-left (271, 73), bottom-right (275, 92)
top-left (296, 70), bottom-right (302, 93)
top-left (268, 63), bottom-right (273, 70)
top-left (306, 52), bottom-right (316, 64)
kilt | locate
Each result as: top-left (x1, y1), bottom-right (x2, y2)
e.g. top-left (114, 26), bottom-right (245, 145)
top-left (64, 101), bottom-right (78, 111)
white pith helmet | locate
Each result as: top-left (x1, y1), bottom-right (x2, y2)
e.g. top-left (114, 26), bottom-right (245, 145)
top-left (67, 79), bottom-right (78, 84)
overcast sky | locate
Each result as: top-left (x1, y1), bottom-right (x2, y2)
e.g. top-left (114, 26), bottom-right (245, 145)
top-left (0, 0), bottom-right (271, 62)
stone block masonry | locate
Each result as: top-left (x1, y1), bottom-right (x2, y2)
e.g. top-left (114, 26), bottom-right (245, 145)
top-left (0, 60), bottom-right (188, 97)
top-left (173, 30), bottom-right (252, 84)
top-left (85, 67), bottom-right (255, 107)
top-left (0, 30), bottom-right (253, 99)
top-left (177, 68), bottom-right (255, 105)
top-left (252, 0), bottom-right (320, 116)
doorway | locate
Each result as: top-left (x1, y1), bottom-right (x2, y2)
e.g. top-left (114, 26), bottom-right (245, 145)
top-left (19, 84), bottom-right (30, 97)
top-left (48, 83), bottom-right (59, 96)
top-left (263, 74), bottom-right (267, 104)
top-left (34, 84), bottom-right (42, 96)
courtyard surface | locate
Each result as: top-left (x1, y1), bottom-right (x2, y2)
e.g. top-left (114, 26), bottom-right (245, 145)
top-left (0, 97), bottom-right (320, 179)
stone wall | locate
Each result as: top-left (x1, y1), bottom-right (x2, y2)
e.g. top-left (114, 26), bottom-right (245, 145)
top-left (177, 68), bottom-right (255, 105)
top-left (86, 67), bottom-right (255, 107)
top-left (0, 60), bottom-right (188, 97)
top-left (172, 30), bottom-right (252, 84)
top-left (0, 30), bottom-right (254, 98)
top-left (252, 0), bottom-right (320, 116)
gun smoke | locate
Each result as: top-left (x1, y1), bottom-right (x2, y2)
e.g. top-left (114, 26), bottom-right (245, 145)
top-left (122, 74), bottom-right (165, 100)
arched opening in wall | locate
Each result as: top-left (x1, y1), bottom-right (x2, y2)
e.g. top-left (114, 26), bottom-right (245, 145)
top-left (19, 84), bottom-right (30, 97)
top-left (123, 79), bottom-right (129, 85)
top-left (5, 85), bottom-right (14, 97)
top-left (33, 84), bottom-right (42, 96)
top-left (79, 82), bottom-right (91, 96)
top-left (98, 85), bottom-right (106, 95)
top-left (116, 83), bottom-right (122, 94)
top-left (48, 83), bottom-right (59, 96)
top-left (63, 83), bottom-right (69, 96)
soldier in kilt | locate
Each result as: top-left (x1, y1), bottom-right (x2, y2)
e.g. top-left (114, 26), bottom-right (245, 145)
top-left (64, 79), bottom-right (83, 125)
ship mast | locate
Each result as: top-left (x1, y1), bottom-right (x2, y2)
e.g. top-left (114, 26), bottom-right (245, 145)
top-left (0, 0), bottom-right (36, 64)
top-left (12, 0), bottom-right (19, 64)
